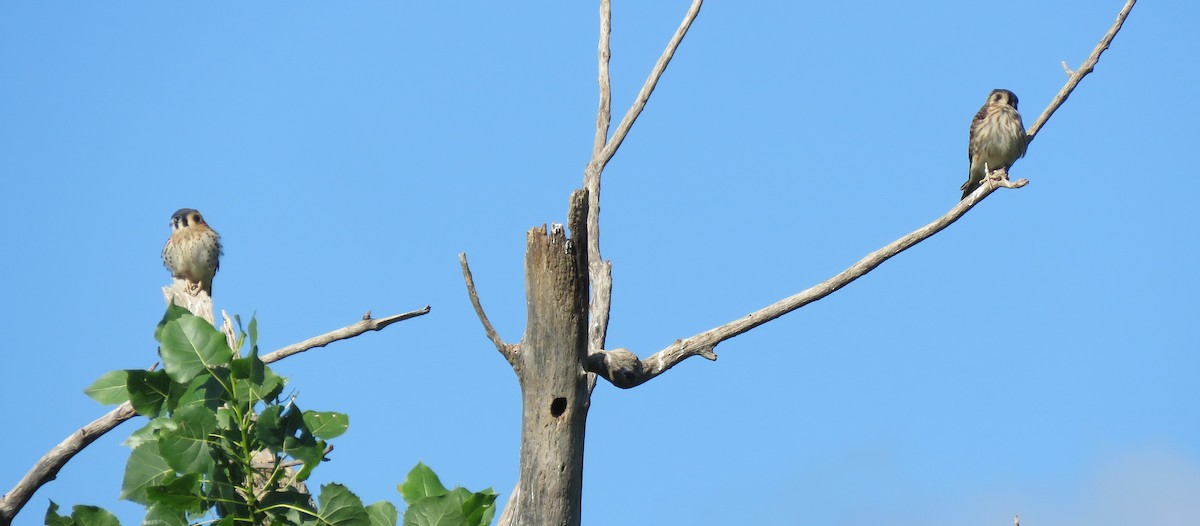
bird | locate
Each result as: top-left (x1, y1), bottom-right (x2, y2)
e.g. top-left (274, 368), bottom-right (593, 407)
top-left (961, 88), bottom-right (1028, 200)
top-left (162, 208), bottom-right (223, 296)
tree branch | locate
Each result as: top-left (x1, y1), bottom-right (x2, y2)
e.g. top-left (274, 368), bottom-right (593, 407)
top-left (1025, 0), bottom-right (1135, 143)
top-left (588, 0), bottom-right (1137, 388)
top-left (0, 307), bottom-right (429, 526)
top-left (592, 0), bottom-right (612, 159)
top-left (592, 0), bottom-right (703, 171)
top-left (258, 306), bottom-right (431, 363)
top-left (587, 182), bottom-right (999, 387)
top-left (459, 252), bottom-right (517, 362)
top-left (584, 0), bottom-right (614, 356)
top-left (584, 0), bottom-right (702, 357)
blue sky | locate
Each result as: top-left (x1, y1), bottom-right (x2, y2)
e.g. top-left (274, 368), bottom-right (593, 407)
top-left (2, 2), bottom-right (1197, 525)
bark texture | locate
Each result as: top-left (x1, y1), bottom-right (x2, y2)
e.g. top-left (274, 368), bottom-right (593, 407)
top-left (501, 190), bottom-right (590, 526)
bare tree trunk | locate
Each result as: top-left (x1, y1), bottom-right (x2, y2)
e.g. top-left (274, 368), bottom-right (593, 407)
top-left (500, 190), bottom-right (590, 526)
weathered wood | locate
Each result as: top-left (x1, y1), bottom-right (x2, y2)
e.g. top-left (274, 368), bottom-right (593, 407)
top-left (502, 190), bottom-right (590, 526)
top-left (162, 278), bottom-right (215, 325)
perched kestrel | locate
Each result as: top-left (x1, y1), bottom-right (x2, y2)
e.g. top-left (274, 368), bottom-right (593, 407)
top-left (162, 208), bottom-right (222, 296)
top-left (961, 89), bottom-right (1028, 200)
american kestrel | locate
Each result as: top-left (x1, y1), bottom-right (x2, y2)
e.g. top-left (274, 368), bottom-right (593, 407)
top-left (961, 88), bottom-right (1028, 200)
top-left (162, 208), bottom-right (222, 296)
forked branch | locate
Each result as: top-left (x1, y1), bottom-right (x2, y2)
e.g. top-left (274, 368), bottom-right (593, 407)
top-left (588, 0), bottom-right (1136, 388)
top-left (584, 0), bottom-right (704, 355)
top-left (591, 0), bottom-right (702, 172)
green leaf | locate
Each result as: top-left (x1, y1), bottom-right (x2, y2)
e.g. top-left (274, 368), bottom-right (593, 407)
top-left (398, 463), bottom-right (448, 504)
top-left (157, 405), bottom-right (217, 475)
top-left (141, 503), bottom-right (187, 526)
top-left (396, 466), bottom-right (494, 526)
top-left (283, 437), bottom-right (326, 482)
top-left (248, 315), bottom-right (258, 353)
top-left (85, 370), bottom-right (131, 405)
top-left (256, 404), bottom-right (287, 451)
top-left (214, 405), bottom-right (238, 434)
top-left (120, 442), bottom-right (173, 504)
top-left (232, 313), bottom-right (246, 356)
top-left (365, 501), bottom-right (399, 526)
top-left (265, 402), bottom-right (325, 481)
top-left (459, 488), bottom-right (497, 526)
top-left (314, 483), bottom-right (368, 526)
top-left (158, 313), bottom-right (232, 384)
top-left (154, 304), bottom-right (192, 343)
top-left (171, 372), bottom-right (224, 412)
top-left (250, 366), bottom-right (285, 405)
top-left (230, 345), bottom-right (264, 385)
top-left (402, 495), bottom-right (465, 526)
top-left (47, 504), bottom-right (121, 526)
top-left (259, 488), bottom-right (314, 524)
top-left (45, 501), bottom-right (74, 526)
top-left (476, 502), bottom-right (496, 526)
top-left (210, 464), bottom-right (252, 521)
top-left (124, 418), bottom-right (176, 450)
top-left (232, 346), bottom-right (283, 405)
top-left (258, 401), bottom-right (312, 453)
top-left (302, 411), bottom-right (349, 440)
top-left (127, 370), bottom-right (173, 417)
top-left (144, 472), bottom-right (203, 510)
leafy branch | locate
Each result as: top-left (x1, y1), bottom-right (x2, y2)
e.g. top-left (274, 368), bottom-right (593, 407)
top-left (40, 306), bottom-right (494, 526)
top-left (0, 305), bottom-right (429, 526)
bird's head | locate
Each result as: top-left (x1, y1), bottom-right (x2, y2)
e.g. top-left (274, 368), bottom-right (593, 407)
top-left (987, 89), bottom-right (1019, 110)
top-left (170, 208), bottom-right (208, 230)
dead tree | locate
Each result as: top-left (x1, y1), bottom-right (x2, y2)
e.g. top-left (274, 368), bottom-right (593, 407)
top-left (459, 1), bottom-right (1138, 525)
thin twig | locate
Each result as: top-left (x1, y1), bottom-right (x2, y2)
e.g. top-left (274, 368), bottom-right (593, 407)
top-left (459, 253), bottom-right (516, 361)
top-left (593, 0), bottom-right (612, 158)
top-left (260, 306), bottom-right (430, 363)
top-left (1026, 0), bottom-right (1135, 143)
top-left (0, 307), bottom-right (429, 526)
top-left (592, 0), bottom-right (703, 171)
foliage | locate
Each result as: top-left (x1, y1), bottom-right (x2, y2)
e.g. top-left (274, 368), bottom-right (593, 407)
top-left (397, 463), bottom-right (496, 526)
top-left (58, 305), bottom-right (496, 526)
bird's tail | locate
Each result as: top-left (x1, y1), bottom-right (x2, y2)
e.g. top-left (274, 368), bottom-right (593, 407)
top-left (960, 165), bottom-right (984, 200)
top-left (960, 178), bottom-right (978, 200)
